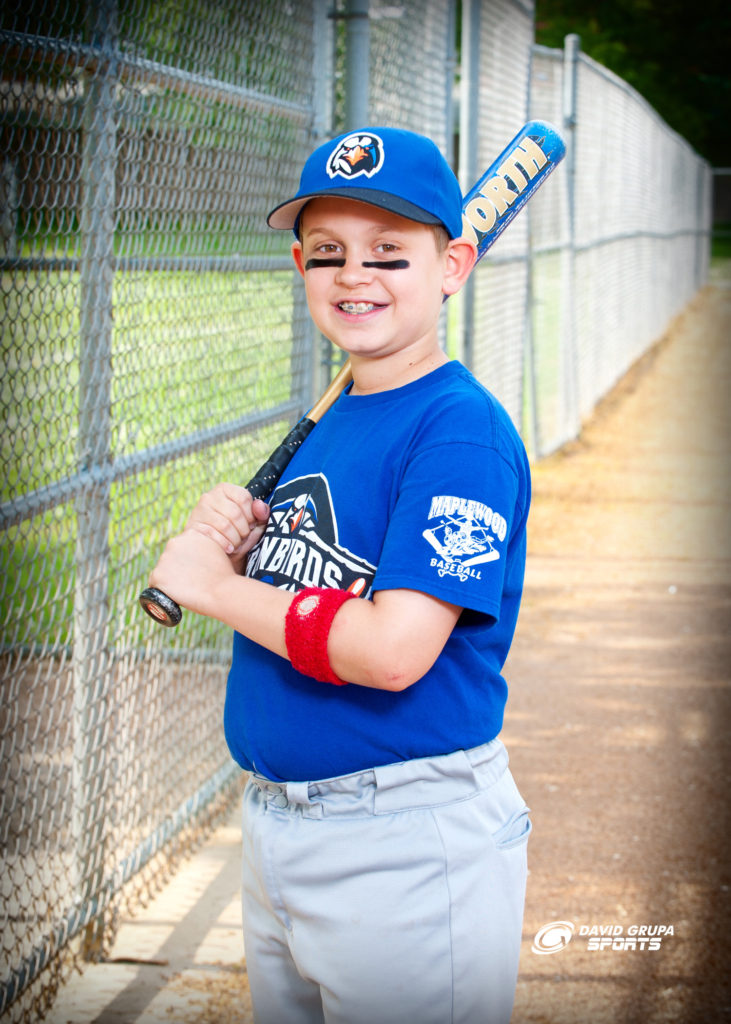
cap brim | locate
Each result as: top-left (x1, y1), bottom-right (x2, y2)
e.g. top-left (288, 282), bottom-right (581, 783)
top-left (267, 187), bottom-right (446, 232)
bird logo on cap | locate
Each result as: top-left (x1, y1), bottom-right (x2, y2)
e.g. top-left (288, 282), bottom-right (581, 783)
top-left (327, 133), bottom-right (384, 180)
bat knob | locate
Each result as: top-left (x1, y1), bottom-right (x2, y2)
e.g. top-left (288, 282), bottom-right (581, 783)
top-left (139, 587), bottom-right (183, 627)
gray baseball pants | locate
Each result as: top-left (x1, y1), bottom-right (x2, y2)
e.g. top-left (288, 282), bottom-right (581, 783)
top-left (241, 739), bottom-right (530, 1024)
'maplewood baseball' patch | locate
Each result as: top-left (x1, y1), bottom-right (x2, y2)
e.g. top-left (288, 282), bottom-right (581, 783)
top-left (422, 494), bottom-right (508, 582)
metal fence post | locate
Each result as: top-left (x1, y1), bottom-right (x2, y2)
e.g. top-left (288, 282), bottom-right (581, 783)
top-left (316, 0), bottom-right (369, 385)
top-left (697, 161), bottom-right (710, 288)
top-left (73, 0), bottom-right (117, 959)
top-left (524, 42), bottom-right (538, 458)
top-left (458, 0), bottom-right (481, 371)
top-left (444, 0), bottom-right (458, 166)
top-left (1, 157), bottom-right (18, 258)
top-left (523, 109), bottom-right (539, 458)
top-left (560, 32), bottom-right (580, 443)
top-left (308, 0), bottom-right (335, 400)
top-left (344, 0), bottom-right (370, 129)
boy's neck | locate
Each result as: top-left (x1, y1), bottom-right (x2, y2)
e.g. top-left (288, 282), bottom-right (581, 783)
top-left (349, 348), bottom-right (450, 396)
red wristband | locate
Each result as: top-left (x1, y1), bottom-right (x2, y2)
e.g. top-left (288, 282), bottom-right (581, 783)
top-left (284, 587), bottom-right (357, 685)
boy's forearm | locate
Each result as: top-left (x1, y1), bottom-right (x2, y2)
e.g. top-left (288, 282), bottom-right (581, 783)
top-left (211, 574), bottom-right (290, 659)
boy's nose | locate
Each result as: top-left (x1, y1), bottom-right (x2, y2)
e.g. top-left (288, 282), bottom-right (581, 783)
top-left (334, 255), bottom-right (373, 287)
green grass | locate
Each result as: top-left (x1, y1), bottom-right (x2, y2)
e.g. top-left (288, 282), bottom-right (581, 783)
top-left (2, 268), bottom-right (299, 495)
top-left (1, 265), bottom-right (303, 651)
top-left (711, 225), bottom-right (731, 261)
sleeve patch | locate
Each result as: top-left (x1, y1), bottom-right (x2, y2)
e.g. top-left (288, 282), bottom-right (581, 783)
top-left (422, 494), bottom-right (507, 583)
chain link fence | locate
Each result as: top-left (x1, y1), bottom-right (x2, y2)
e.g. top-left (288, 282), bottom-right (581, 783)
top-left (0, 1), bottom-right (710, 1019)
top-left (1, 1), bottom-right (325, 1018)
top-left (528, 37), bottom-right (711, 455)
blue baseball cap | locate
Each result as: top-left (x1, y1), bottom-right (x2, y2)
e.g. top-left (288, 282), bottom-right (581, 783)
top-left (267, 127), bottom-right (463, 239)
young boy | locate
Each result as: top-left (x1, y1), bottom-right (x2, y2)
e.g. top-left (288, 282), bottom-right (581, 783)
top-left (149, 126), bottom-right (532, 1024)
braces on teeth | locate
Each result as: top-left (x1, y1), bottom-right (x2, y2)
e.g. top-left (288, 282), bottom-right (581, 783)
top-left (340, 301), bottom-right (375, 313)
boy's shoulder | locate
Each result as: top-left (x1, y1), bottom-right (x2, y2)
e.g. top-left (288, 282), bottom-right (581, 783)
top-left (419, 361), bottom-right (524, 452)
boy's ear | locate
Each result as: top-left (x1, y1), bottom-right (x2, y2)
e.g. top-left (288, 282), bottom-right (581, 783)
top-left (442, 238), bottom-right (478, 297)
top-left (291, 240), bottom-right (305, 278)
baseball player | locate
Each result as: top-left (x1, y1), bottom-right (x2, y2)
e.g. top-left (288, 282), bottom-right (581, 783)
top-left (149, 126), bottom-right (532, 1024)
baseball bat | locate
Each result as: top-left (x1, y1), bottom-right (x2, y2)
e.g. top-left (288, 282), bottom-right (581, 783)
top-left (139, 120), bottom-right (565, 626)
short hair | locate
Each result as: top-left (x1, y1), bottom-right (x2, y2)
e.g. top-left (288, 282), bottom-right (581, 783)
top-left (430, 224), bottom-right (450, 253)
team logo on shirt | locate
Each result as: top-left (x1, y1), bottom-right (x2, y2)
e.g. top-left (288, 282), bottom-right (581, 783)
top-left (245, 473), bottom-right (376, 595)
top-left (423, 495), bottom-right (508, 582)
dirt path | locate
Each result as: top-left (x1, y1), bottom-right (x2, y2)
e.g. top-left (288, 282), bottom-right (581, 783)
top-left (47, 268), bottom-right (730, 1024)
top-left (505, 263), bottom-right (731, 1023)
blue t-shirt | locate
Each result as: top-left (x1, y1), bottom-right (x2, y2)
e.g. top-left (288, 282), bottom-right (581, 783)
top-left (223, 360), bottom-right (530, 781)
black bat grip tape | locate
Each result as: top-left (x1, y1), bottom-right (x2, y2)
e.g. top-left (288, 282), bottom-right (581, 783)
top-left (245, 417), bottom-right (315, 499)
top-left (139, 416), bottom-right (317, 627)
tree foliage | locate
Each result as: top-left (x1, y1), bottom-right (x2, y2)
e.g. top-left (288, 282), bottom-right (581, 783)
top-left (534, 0), bottom-right (731, 166)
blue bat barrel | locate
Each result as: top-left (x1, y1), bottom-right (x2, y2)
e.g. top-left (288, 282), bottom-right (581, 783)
top-left (462, 120), bottom-right (566, 262)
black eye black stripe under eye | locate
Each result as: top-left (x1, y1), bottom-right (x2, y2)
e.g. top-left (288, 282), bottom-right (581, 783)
top-left (304, 258), bottom-right (346, 270)
top-left (304, 258), bottom-right (411, 271)
top-left (362, 260), bottom-right (410, 270)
